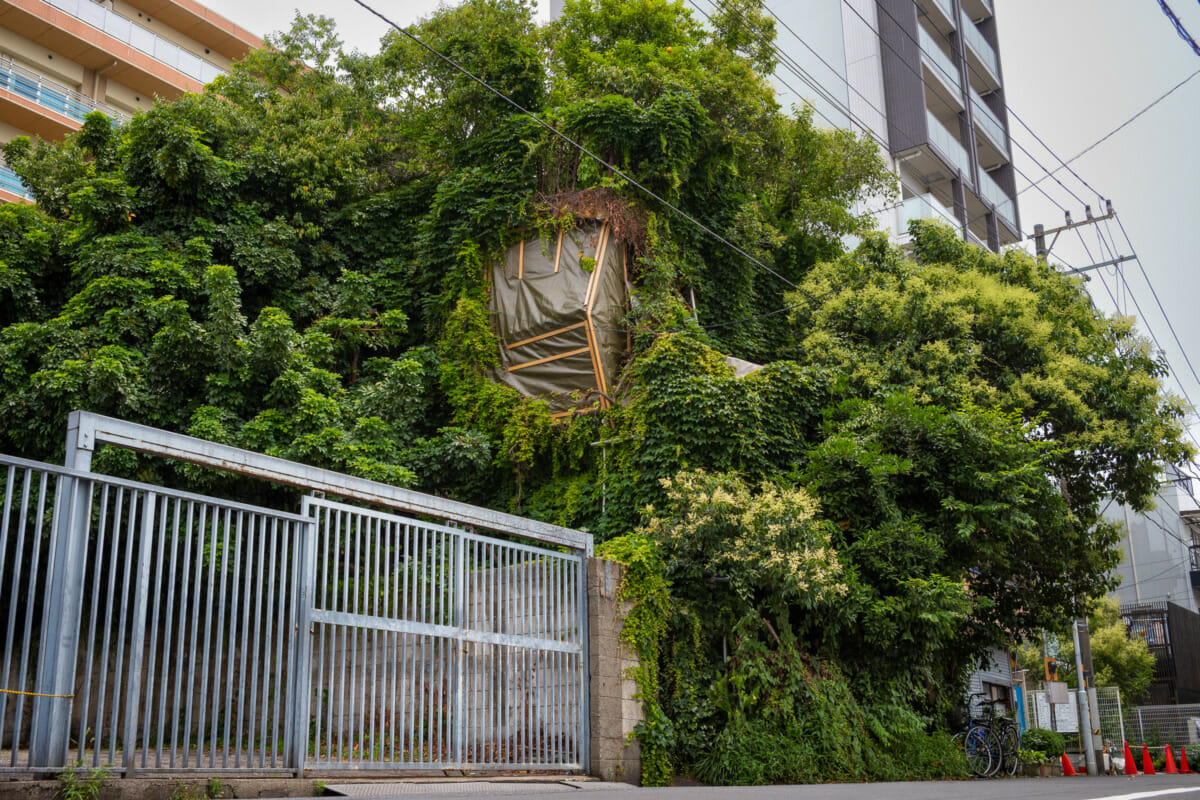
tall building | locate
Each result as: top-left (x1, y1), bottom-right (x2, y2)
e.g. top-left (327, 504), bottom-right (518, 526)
top-left (769, 0), bottom-right (1020, 252)
top-left (0, 0), bottom-right (261, 202)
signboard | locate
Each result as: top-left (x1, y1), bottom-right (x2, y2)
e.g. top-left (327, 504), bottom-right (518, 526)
top-left (1033, 687), bottom-right (1079, 733)
top-left (1046, 681), bottom-right (1070, 705)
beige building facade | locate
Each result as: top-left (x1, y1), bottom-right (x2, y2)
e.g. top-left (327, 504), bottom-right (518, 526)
top-left (0, 0), bottom-right (260, 201)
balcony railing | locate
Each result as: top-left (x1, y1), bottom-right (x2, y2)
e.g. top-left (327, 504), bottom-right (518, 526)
top-left (42, 0), bottom-right (225, 84)
top-left (977, 167), bottom-right (1014, 225)
top-left (970, 86), bottom-right (1007, 150)
top-left (928, 0), bottom-right (955, 23)
top-left (898, 193), bottom-right (958, 234)
top-left (959, 14), bottom-right (999, 77)
top-left (0, 58), bottom-right (129, 125)
top-left (925, 110), bottom-right (969, 177)
top-left (0, 160), bottom-right (31, 199)
top-left (918, 25), bottom-right (961, 95)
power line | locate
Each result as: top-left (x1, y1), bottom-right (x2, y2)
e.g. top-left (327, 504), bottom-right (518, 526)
top-left (348, 0), bottom-right (805, 294)
top-left (1018, 68), bottom-right (1200, 198)
top-left (1111, 212), bottom-right (1200, 389)
top-left (1157, 0), bottom-right (1200, 57)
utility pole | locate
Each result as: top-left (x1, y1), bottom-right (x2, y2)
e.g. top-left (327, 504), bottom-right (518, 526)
top-left (1031, 201), bottom-right (1135, 276)
top-left (1072, 618), bottom-right (1098, 775)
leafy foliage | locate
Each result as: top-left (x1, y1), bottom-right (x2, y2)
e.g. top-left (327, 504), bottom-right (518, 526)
top-left (0, 0), bottom-right (1189, 787)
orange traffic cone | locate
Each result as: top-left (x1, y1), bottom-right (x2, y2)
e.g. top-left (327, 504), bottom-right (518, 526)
top-left (1061, 752), bottom-right (1078, 776)
top-left (1182, 746), bottom-right (1193, 774)
top-left (1165, 745), bottom-right (1179, 774)
top-left (1125, 741), bottom-right (1139, 775)
top-left (1143, 744), bottom-right (1157, 775)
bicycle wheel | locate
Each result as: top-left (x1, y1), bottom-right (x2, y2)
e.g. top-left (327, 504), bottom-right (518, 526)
top-left (999, 722), bottom-right (1020, 775)
top-left (963, 727), bottom-right (993, 778)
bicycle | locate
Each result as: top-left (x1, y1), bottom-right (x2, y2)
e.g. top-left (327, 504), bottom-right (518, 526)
top-left (956, 693), bottom-right (1021, 777)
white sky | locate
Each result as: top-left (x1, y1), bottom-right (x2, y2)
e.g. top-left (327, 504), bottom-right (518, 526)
top-left (202, 0), bottom-right (1200, 465)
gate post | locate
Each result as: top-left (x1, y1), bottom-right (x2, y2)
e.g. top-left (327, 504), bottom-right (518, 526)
top-left (288, 504), bottom-right (319, 774)
top-left (31, 413), bottom-right (95, 767)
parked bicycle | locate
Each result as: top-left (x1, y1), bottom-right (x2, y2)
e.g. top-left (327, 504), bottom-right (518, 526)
top-left (954, 693), bottom-right (1021, 777)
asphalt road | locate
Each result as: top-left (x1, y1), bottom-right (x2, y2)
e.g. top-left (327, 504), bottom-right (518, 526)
top-left (306, 775), bottom-right (1200, 800)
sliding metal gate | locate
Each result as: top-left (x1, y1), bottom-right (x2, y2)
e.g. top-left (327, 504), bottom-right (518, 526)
top-left (0, 413), bottom-right (591, 777)
top-left (0, 454), bottom-right (309, 774)
top-left (299, 497), bottom-right (588, 771)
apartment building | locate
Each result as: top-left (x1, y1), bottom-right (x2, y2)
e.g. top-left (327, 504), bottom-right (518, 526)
top-left (772, 0), bottom-right (1020, 252)
top-left (0, 0), bottom-right (261, 202)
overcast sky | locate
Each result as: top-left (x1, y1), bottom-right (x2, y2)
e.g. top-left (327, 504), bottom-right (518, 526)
top-left (201, 0), bottom-right (1200, 480)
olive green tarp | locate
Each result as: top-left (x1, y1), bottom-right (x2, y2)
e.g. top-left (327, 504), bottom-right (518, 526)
top-left (489, 222), bottom-right (628, 414)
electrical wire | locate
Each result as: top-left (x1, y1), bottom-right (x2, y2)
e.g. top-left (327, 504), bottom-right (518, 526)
top-left (1019, 68), bottom-right (1200, 198)
top-left (1157, 0), bottom-right (1200, 57)
top-left (348, 0), bottom-right (805, 295)
top-left (1112, 212), bottom-right (1200, 389)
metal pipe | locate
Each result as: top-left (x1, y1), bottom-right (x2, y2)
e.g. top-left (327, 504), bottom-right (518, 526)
top-left (1072, 619), bottom-right (1098, 774)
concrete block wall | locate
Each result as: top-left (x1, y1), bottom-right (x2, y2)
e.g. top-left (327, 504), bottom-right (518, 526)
top-left (587, 557), bottom-right (642, 784)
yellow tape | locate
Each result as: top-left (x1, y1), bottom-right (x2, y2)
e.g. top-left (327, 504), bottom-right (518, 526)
top-left (0, 688), bottom-right (73, 698)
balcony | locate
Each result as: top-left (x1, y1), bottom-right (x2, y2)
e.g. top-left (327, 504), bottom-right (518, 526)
top-left (976, 167), bottom-right (1014, 226)
top-left (0, 58), bottom-right (128, 139)
top-left (961, 0), bottom-right (993, 23)
top-left (959, 13), bottom-right (1001, 93)
top-left (918, 25), bottom-right (962, 113)
top-left (114, 0), bottom-right (260, 62)
top-left (916, 0), bottom-right (955, 36)
top-left (897, 192), bottom-right (959, 238)
top-left (970, 87), bottom-right (1008, 169)
top-left (926, 109), bottom-right (969, 178)
top-left (0, 0), bottom-right (223, 99)
top-left (0, 159), bottom-right (31, 201)
top-left (43, 0), bottom-right (225, 83)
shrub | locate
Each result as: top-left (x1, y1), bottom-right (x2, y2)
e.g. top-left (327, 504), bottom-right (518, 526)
top-left (1021, 727), bottom-right (1065, 757)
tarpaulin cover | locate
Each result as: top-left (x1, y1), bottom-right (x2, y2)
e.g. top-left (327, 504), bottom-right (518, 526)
top-left (489, 222), bottom-right (627, 413)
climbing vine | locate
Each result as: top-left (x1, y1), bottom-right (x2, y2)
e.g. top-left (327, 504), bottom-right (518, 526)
top-left (595, 533), bottom-right (672, 786)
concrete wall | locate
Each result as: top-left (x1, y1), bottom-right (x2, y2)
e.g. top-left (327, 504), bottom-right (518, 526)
top-left (587, 557), bottom-right (641, 784)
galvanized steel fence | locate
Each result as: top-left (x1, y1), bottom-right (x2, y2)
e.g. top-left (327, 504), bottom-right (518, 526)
top-left (0, 455), bottom-right (308, 774)
top-left (299, 498), bottom-right (587, 771)
top-left (0, 447), bottom-right (589, 777)
top-left (1025, 686), bottom-right (1125, 747)
top-left (1124, 703), bottom-right (1200, 747)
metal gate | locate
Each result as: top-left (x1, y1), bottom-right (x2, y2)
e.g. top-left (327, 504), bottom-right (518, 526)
top-left (298, 497), bottom-right (588, 771)
top-left (0, 412), bottom-right (592, 777)
top-left (0, 454), bottom-right (309, 774)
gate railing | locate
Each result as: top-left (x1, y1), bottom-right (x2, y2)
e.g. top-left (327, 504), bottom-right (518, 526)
top-left (299, 498), bottom-right (587, 771)
top-left (0, 454), bottom-right (311, 774)
top-left (1, 412), bottom-right (592, 777)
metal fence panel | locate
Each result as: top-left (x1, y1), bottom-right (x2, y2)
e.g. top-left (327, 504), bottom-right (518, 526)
top-left (301, 498), bottom-right (587, 771)
top-left (0, 463), bottom-right (61, 772)
top-left (1123, 703), bottom-right (1200, 747)
top-left (0, 455), bottom-right (311, 774)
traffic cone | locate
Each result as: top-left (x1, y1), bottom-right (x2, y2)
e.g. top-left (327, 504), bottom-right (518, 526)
top-left (1181, 746), bottom-right (1192, 774)
top-left (1165, 745), bottom-right (1179, 774)
top-left (1143, 744), bottom-right (1157, 775)
top-left (1125, 741), bottom-right (1139, 775)
top-left (1061, 752), bottom-right (1078, 776)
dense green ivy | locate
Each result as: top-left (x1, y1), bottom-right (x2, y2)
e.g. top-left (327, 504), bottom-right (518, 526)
top-left (0, 0), bottom-right (1189, 786)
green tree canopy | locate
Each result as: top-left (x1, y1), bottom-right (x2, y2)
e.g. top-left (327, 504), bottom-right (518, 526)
top-left (0, 0), bottom-right (1189, 785)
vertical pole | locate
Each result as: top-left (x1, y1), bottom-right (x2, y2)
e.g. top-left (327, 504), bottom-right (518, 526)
top-left (1072, 619), bottom-right (1098, 775)
top-left (289, 507), bottom-right (318, 774)
top-left (1034, 223), bottom-right (1046, 264)
top-left (1116, 688), bottom-right (1126, 749)
top-left (579, 553), bottom-right (590, 773)
top-left (31, 412), bottom-right (95, 767)
top-left (453, 532), bottom-right (466, 767)
top-left (123, 492), bottom-right (157, 777)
